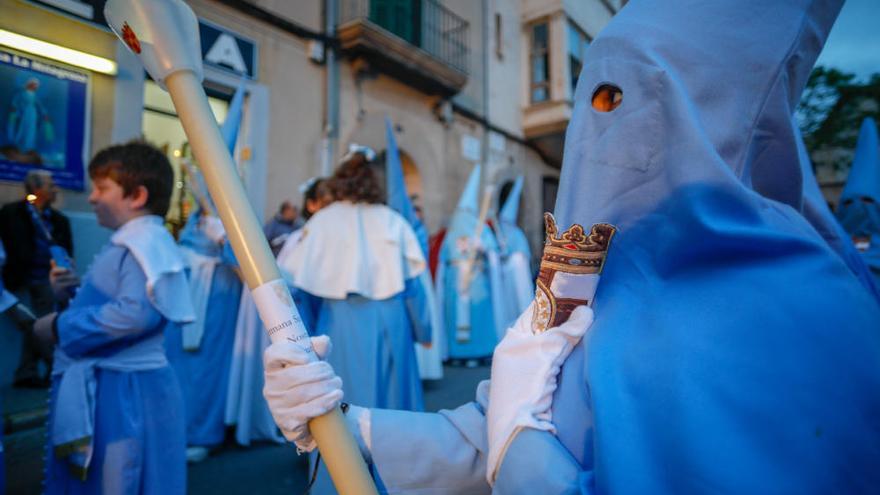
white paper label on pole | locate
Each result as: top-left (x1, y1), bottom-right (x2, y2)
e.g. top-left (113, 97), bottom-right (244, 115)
top-left (251, 278), bottom-right (312, 352)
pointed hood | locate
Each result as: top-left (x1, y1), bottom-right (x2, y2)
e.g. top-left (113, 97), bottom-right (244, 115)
top-left (220, 79), bottom-right (246, 154)
top-left (840, 118), bottom-right (880, 204)
top-left (442, 165), bottom-right (498, 261)
top-left (836, 117), bottom-right (880, 275)
top-left (837, 117), bottom-right (880, 237)
top-left (448, 164), bottom-right (482, 235)
top-left (543, 0), bottom-right (880, 492)
top-left (385, 115), bottom-right (428, 254)
top-left (497, 176), bottom-right (530, 257)
top-left (500, 176), bottom-right (523, 224)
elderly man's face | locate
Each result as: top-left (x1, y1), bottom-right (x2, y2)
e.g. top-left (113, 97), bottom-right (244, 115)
top-left (30, 175), bottom-right (57, 207)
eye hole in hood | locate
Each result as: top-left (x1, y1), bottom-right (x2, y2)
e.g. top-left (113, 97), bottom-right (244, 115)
top-left (591, 84), bottom-right (623, 112)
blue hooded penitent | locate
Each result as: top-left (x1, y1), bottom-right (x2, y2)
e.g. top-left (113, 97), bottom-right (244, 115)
top-left (837, 117), bottom-right (880, 283)
top-left (794, 119), bottom-right (880, 301)
top-left (385, 115), bottom-right (428, 255)
top-left (493, 0), bottom-right (880, 492)
top-left (438, 165), bottom-right (502, 358)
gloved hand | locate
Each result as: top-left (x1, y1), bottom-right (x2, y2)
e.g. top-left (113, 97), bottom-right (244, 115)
top-left (201, 215), bottom-right (227, 245)
top-left (486, 303), bottom-right (594, 485)
top-left (263, 335), bottom-right (344, 452)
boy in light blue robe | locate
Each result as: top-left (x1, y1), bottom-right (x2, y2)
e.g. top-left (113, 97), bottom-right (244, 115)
top-left (32, 142), bottom-right (194, 494)
top-left (438, 166), bottom-right (503, 360)
top-left (836, 117), bottom-right (880, 291)
top-left (165, 207), bottom-right (242, 453)
top-left (262, 0), bottom-right (880, 493)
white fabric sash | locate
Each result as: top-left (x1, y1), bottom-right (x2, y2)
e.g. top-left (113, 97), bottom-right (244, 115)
top-left (179, 247), bottom-right (220, 351)
top-left (282, 202), bottom-right (426, 300)
top-left (111, 215), bottom-right (195, 324)
top-left (51, 333), bottom-right (168, 478)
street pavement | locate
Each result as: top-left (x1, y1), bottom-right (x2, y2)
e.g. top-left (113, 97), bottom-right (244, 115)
top-left (3, 363), bottom-right (489, 494)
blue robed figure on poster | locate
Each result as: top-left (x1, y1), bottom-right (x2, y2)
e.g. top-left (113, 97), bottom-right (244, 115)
top-left (836, 117), bottom-right (880, 288)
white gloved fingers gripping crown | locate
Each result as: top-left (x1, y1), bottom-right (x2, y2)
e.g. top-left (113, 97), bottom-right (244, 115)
top-left (105, 0), bottom-right (204, 89)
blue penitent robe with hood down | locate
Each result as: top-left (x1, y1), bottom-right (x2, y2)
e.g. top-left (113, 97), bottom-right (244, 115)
top-left (44, 215), bottom-right (194, 494)
top-left (343, 0), bottom-right (880, 493)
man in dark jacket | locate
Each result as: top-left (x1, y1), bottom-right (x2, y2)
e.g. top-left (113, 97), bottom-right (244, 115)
top-left (0, 169), bottom-right (72, 387)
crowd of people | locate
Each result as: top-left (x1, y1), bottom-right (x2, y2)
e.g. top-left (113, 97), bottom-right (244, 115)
top-left (0, 0), bottom-right (878, 493)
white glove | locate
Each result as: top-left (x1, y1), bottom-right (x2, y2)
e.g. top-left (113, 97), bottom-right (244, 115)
top-left (486, 303), bottom-right (594, 485)
top-left (201, 215), bottom-right (227, 244)
top-left (263, 335), bottom-right (344, 452)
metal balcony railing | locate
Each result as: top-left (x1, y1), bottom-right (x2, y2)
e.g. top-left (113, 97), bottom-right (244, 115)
top-left (339, 0), bottom-right (469, 74)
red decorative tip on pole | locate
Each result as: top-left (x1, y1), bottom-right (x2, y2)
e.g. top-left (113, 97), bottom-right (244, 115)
top-left (121, 22), bottom-right (142, 54)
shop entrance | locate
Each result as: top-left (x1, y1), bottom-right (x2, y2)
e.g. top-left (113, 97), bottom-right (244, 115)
top-left (141, 80), bottom-right (232, 235)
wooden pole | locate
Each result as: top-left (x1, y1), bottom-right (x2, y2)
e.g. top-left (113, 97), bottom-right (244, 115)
top-left (165, 70), bottom-right (377, 495)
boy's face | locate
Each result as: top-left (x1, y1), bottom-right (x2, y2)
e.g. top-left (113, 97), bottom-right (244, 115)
top-left (88, 176), bottom-right (146, 229)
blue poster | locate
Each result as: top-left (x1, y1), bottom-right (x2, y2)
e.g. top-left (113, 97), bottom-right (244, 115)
top-left (0, 49), bottom-right (89, 191)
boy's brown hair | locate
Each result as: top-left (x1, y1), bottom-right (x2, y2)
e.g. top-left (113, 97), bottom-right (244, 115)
top-left (88, 140), bottom-right (174, 217)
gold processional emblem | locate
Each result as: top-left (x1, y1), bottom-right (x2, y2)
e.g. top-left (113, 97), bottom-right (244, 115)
top-left (531, 213), bottom-right (616, 334)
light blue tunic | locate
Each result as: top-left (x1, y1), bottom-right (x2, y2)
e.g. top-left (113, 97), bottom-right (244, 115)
top-left (165, 212), bottom-right (242, 447)
top-left (45, 244), bottom-right (186, 494)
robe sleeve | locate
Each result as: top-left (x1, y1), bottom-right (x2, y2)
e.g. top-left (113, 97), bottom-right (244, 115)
top-left (494, 428), bottom-right (595, 494)
top-left (56, 251), bottom-right (164, 358)
top-left (371, 402), bottom-right (491, 494)
top-left (404, 276), bottom-right (432, 344)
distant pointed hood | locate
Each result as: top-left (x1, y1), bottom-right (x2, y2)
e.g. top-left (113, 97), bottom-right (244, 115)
top-left (497, 175), bottom-right (530, 257)
top-left (384, 115), bottom-right (428, 254)
top-left (442, 165), bottom-right (498, 260)
top-left (836, 117), bottom-right (880, 273)
top-left (220, 79), bottom-right (246, 154)
top-left (500, 176), bottom-right (524, 224)
top-left (840, 118), bottom-right (880, 204)
top-left (447, 164), bottom-right (482, 236)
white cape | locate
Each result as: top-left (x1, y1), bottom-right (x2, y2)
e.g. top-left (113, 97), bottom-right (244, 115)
top-left (280, 202), bottom-right (425, 300)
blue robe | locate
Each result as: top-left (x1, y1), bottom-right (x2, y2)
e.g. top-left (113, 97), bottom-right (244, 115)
top-left (165, 213), bottom-right (242, 447)
top-left (295, 277), bottom-right (430, 411)
top-left (45, 244), bottom-right (186, 494)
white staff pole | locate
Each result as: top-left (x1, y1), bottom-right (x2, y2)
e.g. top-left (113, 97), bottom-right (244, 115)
top-left (104, 2), bottom-right (377, 493)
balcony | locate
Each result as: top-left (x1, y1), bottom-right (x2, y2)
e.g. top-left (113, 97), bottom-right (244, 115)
top-left (338, 0), bottom-right (469, 96)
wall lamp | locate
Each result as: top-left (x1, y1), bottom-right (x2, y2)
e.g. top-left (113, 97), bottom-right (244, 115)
top-left (0, 29), bottom-right (117, 75)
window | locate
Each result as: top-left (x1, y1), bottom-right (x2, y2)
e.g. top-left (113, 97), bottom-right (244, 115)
top-left (530, 22), bottom-right (550, 103)
top-left (567, 21), bottom-right (591, 94)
